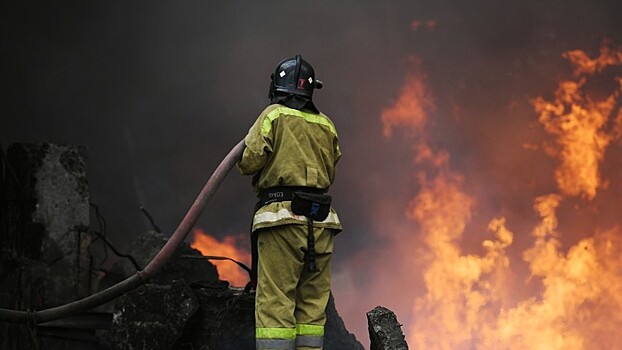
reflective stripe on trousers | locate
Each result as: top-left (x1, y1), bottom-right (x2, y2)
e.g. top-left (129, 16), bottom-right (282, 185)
top-left (256, 327), bottom-right (296, 350)
top-left (296, 323), bottom-right (324, 348)
top-left (256, 338), bottom-right (296, 350)
top-left (296, 335), bottom-right (323, 348)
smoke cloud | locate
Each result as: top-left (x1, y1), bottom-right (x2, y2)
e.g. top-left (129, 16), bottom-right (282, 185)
top-left (3, 1), bottom-right (622, 347)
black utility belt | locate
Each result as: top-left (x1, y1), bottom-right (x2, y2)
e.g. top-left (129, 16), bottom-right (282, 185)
top-left (258, 187), bottom-right (332, 222)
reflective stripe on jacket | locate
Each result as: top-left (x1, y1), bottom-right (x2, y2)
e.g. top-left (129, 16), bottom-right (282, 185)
top-left (238, 104), bottom-right (342, 232)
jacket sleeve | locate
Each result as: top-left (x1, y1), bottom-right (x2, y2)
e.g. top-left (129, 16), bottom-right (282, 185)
top-left (237, 112), bottom-right (274, 175)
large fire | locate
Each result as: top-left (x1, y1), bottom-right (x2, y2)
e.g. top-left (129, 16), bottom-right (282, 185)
top-left (190, 42), bottom-right (622, 348)
top-left (190, 228), bottom-right (251, 287)
top-left (373, 42), bottom-right (622, 349)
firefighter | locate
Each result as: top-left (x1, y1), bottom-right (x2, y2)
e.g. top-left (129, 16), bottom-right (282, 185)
top-left (237, 54), bottom-right (342, 350)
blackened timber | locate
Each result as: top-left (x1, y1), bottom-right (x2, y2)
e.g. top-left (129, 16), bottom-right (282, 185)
top-left (367, 306), bottom-right (409, 350)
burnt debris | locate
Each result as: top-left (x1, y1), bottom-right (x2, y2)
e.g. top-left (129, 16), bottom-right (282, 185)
top-left (367, 306), bottom-right (409, 350)
top-left (1, 143), bottom-right (90, 349)
top-left (1, 142), bottom-right (365, 349)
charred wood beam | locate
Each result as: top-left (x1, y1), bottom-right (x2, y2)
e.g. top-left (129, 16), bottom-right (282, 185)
top-left (0, 139), bottom-right (245, 323)
top-left (367, 306), bottom-right (409, 350)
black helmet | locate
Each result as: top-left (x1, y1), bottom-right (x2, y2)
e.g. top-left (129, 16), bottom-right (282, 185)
top-left (269, 54), bottom-right (323, 99)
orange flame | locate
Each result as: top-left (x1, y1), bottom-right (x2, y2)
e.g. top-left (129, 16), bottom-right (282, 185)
top-left (381, 56), bottom-right (435, 138)
top-left (190, 228), bottom-right (250, 287)
top-left (533, 43), bottom-right (622, 199)
top-left (344, 42), bottom-right (622, 349)
top-left (480, 195), bottom-right (622, 350)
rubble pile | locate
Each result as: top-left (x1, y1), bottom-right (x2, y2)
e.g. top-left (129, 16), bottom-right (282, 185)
top-left (1, 142), bottom-right (366, 349)
top-left (105, 235), bottom-right (365, 350)
top-left (1, 143), bottom-right (90, 349)
top-left (108, 281), bottom-right (200, 350)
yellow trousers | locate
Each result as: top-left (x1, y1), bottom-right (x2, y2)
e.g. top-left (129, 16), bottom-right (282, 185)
top-left (255, 224), bottom-right (334, 350)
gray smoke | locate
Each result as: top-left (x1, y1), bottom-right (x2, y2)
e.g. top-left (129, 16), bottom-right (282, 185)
top-left (2, 0), bottom-right (622, 343)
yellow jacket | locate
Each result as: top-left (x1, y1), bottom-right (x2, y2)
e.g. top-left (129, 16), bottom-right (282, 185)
top-left (238, 104), bottom-right (342, 233)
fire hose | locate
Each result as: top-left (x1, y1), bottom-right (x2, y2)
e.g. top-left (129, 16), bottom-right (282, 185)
top-left (0, 139), bottom-right (245, 324)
